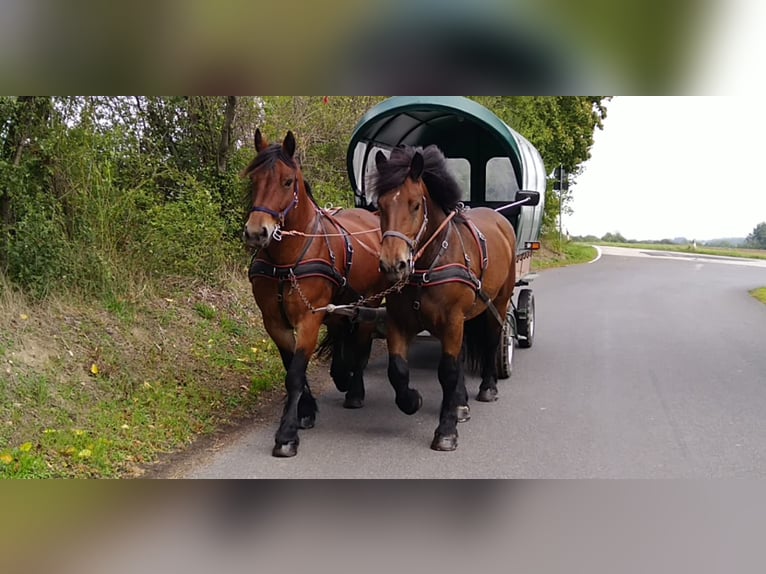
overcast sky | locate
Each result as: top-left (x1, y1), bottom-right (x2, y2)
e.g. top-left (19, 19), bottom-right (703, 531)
top-left (566, 97), bottom-right (766, 241)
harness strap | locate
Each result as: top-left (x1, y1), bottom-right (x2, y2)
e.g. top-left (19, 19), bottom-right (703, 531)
top-left (249, 179), bottom-right (299, 225)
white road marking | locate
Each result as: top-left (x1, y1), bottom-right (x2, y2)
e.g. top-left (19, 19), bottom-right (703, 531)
top-left (589, 245), bottom-right (603, 264)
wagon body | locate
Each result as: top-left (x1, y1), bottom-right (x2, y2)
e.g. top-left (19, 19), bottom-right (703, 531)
top-left (347, 96), bottom-right (546, 283)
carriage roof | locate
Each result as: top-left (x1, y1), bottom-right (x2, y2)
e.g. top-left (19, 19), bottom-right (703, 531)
top-left (346, 96), bottom-right (547, 206)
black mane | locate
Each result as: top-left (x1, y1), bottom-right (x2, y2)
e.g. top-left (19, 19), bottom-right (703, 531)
top-left (368, 145), bottom-right (463, 214)
top-left (242, 143), bottom-right (297, 177)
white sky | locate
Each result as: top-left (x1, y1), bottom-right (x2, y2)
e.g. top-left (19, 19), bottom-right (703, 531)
top-left (567, 1), bottom-right (766, 241)
top-left (567, 97), bottom-right (766, 241)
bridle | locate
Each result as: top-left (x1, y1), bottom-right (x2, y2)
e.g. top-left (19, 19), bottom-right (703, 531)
top-left (381, 193), bottom-right (461, 269)
top-left (381, 196), bottom-right (429, 269)
top-left (249, 177), bottom-right (299, 240)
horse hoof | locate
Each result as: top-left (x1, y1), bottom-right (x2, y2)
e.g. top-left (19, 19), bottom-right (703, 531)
top-left (431, 434), bottom-right (458, 452)
top-left (396, 389), bottom-right (423, 415)
top-left (456, 405), bottom-right (471, 423)
top-left (476, 388), bottom-right (498, 403)
top-left (343, 396), bottom-right (364, 409)
top-left (272, 442), bottom-right (298, 458)
top-left (298, 415), bottom-right (315, 429)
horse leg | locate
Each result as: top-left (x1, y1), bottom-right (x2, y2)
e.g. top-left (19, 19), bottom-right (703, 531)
top-left (476, 313), bottom-right (503, 403)
top-left (432, 325), bottom-right (465, 451)
top-left (342, 325), bottom-right (375, 410)
top-left (271, 314), bottom-right (323, 458)
top-left (329, 324), bottom-right (351, 393)
top-left (277, 348), bottom-right (317, 430)
top-left (386, 326), bottom-right (422, 416)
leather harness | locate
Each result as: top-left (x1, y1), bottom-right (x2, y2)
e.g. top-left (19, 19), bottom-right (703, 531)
top-left (407, 215), bottom-right (505, 326)
top-left (248, 211), bottom-right (358, 328)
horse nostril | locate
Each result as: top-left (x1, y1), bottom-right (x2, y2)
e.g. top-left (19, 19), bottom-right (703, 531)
top-left (396, 260), bottom-right (407, 272)
top-left (259, 227), bottom-right (269, 238)
top-left (379, 261), bottom-right (388, 274)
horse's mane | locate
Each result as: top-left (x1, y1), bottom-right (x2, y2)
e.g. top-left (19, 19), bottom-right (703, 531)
top-left (368, 145), bottom-right (463, 214)
top-left (242, 143), bottom-right (317, 204)
top-left (241, 143), bottom-right (297, 178)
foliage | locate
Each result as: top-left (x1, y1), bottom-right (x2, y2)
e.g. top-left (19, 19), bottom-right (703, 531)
top-left (751, 287), bottom-right (766, 306)
top-left (1, 96), bottom-right (608, 298)
top-left (746, 222), bottom-right (766, 249)
top-left (258, 97), bottom-right (387, 208)
top-left (472, 96), bottom-right (610, 235)
top-left (600, 231), bottom-right (627, 243)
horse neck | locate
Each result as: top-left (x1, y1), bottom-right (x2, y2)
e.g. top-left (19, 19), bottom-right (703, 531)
top-left (418, 195), bottom-right (451, 264)
top-left (264, 174), bottom-right (320, 264)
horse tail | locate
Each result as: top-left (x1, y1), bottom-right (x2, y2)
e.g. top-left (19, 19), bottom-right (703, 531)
top-left (462, 311), bottom-right (494, 373)
top-left (315, 325), bottom-right (340, 361)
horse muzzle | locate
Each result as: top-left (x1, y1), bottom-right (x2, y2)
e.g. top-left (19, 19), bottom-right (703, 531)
top-left (243, 223), bottom-right (274, 249)
top-left (379, 258), bottom-right (411, 283)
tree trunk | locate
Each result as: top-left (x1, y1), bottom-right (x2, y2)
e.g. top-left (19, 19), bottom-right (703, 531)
top-left (217, 96), bottom-right (238, 175)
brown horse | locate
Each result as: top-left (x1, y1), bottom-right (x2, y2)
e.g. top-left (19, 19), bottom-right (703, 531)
top-left (242, 129), bottom-right (387, 458)
top-left (370, 145), bottom-right (517, 451)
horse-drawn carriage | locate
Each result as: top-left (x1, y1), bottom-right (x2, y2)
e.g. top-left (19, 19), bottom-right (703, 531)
top-left (243, 96), bottom-right (546, 456)
top-left (346, 96), bottom-right (545, 377)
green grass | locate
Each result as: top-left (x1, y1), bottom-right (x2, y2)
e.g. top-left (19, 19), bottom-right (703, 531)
top-left (595, 242), bottom-right (766, 261)
top-left (751, 288), bottom-right (766, 305)
top-left (0, 275), bottom-right (284, 478)
top-left (532, 241), bottom-right (598, 271)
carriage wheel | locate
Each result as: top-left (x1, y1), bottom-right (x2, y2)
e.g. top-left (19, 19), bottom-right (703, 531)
top-left (516, 289), bottom-right (535, 349)
top-left (496, 310), bottom-right (515, 380)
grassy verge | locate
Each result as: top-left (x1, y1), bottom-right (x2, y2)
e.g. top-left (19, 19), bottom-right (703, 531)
top-left (751, 288), bottom-right (766, 305)
top-left (532, 241), bottom-right (598, 271)
top-left (0, 271), bottom-right (284, 478)
top-left (595, 242), bottom-right (766, 260)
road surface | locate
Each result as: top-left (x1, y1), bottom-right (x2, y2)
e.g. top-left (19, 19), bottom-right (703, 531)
top-left (170, 246), bottom-right (766, 478)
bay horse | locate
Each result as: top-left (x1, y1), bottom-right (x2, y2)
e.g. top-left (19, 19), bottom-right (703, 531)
top-left (370, 145), bottom-right (517, 451)
top-left (242, 129), bottom-right (387, 458)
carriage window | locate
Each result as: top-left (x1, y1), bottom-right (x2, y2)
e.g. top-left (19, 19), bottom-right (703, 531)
top-left (361, 146), bottom-right (390, 203)
top-left (486, 157), bottom-right (520, 201)
top-left (445, 158), bottom-right (471, 201)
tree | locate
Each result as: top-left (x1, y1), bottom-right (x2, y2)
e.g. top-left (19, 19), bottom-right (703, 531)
top-left (746, 222), bottom-right (766, 249)
top-left (601, 231), bottom-right (626, 243)
top-left (471, 96), bottom-right (610, 235)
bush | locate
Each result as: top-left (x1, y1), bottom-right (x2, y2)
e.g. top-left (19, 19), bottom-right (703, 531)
top-left (5, 197), bottom-right (70, 298)
top-left (140, 180), bottom-right (232, 280)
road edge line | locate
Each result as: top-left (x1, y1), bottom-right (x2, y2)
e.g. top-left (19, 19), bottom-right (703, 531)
top-left (588, 245), bottom-right (602, 264)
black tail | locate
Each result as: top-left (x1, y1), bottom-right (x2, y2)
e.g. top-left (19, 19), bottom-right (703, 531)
top-left (462, 311), bottom-right (495, 374)
top-left (315, 324), bottom-right (341, 361)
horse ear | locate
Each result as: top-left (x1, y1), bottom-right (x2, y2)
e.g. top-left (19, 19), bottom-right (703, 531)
top-left (255, 128), bottom-right (268, 152)
top-left (375, 150), bottom-right (387, 171)
top-left (282, 131), bottom-right (296, 158)
top-left (409, 151), bottom-right (424, 181)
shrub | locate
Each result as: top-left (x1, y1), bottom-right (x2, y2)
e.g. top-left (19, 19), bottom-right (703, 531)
top-left (140, 177), bottom-right (232, 280)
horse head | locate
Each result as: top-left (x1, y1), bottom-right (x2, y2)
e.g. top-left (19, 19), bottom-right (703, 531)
top-left (242, 129), bottom-right (301, 249)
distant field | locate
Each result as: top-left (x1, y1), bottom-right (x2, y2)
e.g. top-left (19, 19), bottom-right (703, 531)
top-left (594, 242), bottom-right (766, 261)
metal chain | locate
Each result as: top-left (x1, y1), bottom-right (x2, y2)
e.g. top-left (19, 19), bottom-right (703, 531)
top-left (288, 270), bottom-right (319, 313)
top-left (349, 276), bottom-right (408, 309)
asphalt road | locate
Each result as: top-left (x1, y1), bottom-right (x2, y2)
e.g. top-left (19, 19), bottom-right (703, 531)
top-left (175, 246), bottom-right (766, 478)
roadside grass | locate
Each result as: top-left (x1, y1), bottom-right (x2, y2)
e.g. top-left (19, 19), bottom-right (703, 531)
top-left (595, 242), bottom-right (766, 261)
top-left (751, 288), bottom-right (766, 305)
top-left (532, 241), bottom-right (598, 271)
top-left (0, 270), bottom-right (284, 478)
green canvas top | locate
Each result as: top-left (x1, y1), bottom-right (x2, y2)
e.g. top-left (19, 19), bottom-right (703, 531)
top-left (346, 96), bottom-right (536, 197)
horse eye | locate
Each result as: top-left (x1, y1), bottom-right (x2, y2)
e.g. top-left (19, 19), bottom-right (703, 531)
top-left (284, 179), bottom-right (294, 187)
top-left (412, 203), bottom-right (420, 212)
